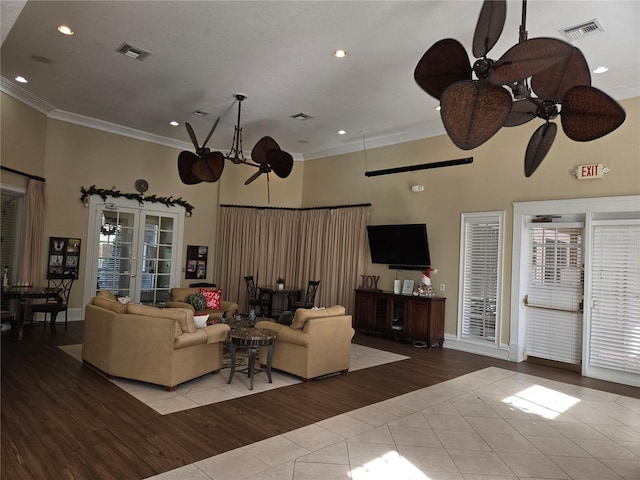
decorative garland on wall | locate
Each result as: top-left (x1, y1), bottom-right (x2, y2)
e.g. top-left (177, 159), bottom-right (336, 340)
top-left (80, 185), bottom-right (194, 216)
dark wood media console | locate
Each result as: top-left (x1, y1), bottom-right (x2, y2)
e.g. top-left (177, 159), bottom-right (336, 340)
top-left (354, 288), bottom-right (445, 348)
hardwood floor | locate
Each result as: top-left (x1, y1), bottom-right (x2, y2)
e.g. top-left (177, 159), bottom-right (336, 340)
top-left (2, 322), bottom-right (638, 480)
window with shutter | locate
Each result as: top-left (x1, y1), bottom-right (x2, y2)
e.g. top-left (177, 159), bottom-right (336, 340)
top-left (0, 189), bottom-right (25, 283)
top-left (588, 220), bottom-right (640, 380)
top-left (525, 225), bottom-right (584, 365)
top-left (458, 212), bottom-right (504, 344)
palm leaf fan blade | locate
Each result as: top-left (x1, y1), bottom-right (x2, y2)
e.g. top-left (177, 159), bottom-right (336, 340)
top-left (488, 38), bottom-right (574, 87)
top-left (505, 99), bottom-right (537, 127)
top-left (472, 0), bottom-right (507, 58)
top-left (414, 39), bottom-right (472, 100)
top-left (525, 122), bottom-right (557, 177)
top-left (561, 86), bottom-right (626, 141)
top-left (267, 149), bottom-right (294, 179)
top-left (178, 151), bottom-right (202, 185)
top-left (192, 151), bottom-right (225, 183)
top-left (185, 122), bottom-right (200, 150)
top-left (440, 80), bottom-right (512, 149)
top-left (245, 167), bottom-right (265, 185)
top-left (531, 47), bottom-right (591, 100)
top-left (251, 136), bottom-right (281, 165)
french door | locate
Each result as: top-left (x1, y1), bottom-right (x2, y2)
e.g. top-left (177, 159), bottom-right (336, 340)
top-left (83, 197), bottom-right (184, 306)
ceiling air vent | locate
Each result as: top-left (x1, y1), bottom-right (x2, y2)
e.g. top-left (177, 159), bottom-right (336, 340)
top-left (116, 43), bottom-right (152, 61)
top-left (560, 19), bottom-right (604, 41)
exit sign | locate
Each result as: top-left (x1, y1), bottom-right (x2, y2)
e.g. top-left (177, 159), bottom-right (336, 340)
top-left (575, 163), bottom-right (607, 180)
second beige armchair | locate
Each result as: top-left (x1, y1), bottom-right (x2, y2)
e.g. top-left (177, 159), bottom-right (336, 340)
top-left (255, 305), bottom-right (354, 381)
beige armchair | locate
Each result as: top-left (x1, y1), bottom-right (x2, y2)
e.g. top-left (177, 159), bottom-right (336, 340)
top-left (255, 305), bottom-right (354, 381)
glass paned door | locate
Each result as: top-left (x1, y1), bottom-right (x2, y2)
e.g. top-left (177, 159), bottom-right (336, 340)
top-left (84, 198), bottom-right (184, 307)
top-left (140, 214), bottom-right (174, 304)
top-left (97, 208), bottom-right (138, 298)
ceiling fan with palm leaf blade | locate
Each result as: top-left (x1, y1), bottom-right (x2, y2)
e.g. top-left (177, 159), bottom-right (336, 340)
top-left (414, 0), bottom-right (626, 176)
top-left (177, 93), bottom-right (294, 197)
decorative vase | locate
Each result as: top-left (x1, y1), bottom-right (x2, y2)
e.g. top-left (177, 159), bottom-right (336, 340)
top-left (278, 283), bottom-right (284, 291)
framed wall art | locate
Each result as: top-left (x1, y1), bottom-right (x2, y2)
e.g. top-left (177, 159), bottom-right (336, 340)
top-left (185, 245), bottom-right (208, 279)
top-left (47, 237), bottom-right (81, 279)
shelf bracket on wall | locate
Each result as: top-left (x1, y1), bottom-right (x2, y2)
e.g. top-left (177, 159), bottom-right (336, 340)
top-left (364, 157), bottom-right (473, 177)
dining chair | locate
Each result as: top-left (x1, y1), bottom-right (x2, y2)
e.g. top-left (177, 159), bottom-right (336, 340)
top-left (1, 295), bottom-right (15, 335)
top-left (31, 276), bottom-right (74, 330)
top-left (290, 280), bottom-right (320, 309)
top-left (244, 275), bottom-right (271, 317)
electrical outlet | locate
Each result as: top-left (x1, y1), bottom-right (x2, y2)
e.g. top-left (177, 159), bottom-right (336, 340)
top-left (440, 283), bottom-right (446, 292)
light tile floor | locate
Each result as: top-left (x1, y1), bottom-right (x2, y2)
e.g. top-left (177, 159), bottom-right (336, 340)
top-left (147, 367), bottom-right (640, 480)
top-left (59, 343), bottom-right (409, 415)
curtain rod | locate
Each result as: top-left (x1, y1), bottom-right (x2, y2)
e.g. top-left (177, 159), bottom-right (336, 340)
top-left (1, 166), bottom-right (46, 182)
top-left (220, 203), bottom-right (371, 211)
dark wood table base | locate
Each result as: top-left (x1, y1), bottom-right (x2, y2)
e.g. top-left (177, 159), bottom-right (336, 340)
top-left (227, 328), bottom-right (276, 390)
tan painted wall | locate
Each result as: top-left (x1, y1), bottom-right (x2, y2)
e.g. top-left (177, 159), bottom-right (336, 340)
top-left (0, 93), bottom-right (47, 187)
top-left (301, 97), bottom-right (640, 343)
top-left (2, 92), bottom-right (639, 336)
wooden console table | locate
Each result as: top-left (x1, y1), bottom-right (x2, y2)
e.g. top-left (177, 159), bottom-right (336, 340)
top-left (354, 288), bottom-right (445, 348)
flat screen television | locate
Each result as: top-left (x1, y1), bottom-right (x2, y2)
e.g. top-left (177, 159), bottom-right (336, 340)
top-left (367, 223), bottom-right (431, 270)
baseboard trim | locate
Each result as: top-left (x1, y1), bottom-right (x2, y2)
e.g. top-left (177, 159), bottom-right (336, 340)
top-left (443, 335), bottom-right (511, 361)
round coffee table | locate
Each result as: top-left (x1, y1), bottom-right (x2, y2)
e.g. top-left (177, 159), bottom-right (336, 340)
top-left (227, 327), bottom-right (277, 390)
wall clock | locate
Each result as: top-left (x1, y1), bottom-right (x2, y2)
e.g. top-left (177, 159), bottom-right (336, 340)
top-left (134, 179), bottom-right (149, 193)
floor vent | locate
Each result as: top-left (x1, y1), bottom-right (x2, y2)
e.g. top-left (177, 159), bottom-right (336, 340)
top-left (116, 43), bottom-right (152, 61)
top-left (560, 19), bottom-right (604, 41)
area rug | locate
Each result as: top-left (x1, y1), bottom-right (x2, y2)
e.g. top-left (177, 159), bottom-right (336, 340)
top-left (59, 343), bottom-right (409, 415)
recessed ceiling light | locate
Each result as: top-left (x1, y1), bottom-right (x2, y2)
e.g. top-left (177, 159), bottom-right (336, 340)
top-left (15, 76), bottom-right (28, 83)
top-left (169, 121), bottom-right (179, 126)
top-left (333, 49), bottom-right (348, 58)
top-left (338, 130), bottom-right (346, 135)
top-left (57, 25), bottom-right (74, 36)
top-left (593, 66), bottom-right (609, 74)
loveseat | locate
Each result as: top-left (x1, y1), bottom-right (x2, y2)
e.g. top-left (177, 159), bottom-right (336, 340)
top-left (166, 287), bottom-right (239, 322)
top-left (82, 291), bottom-right (230, 390)
top-left (255, 305), bottom-right (354, 380)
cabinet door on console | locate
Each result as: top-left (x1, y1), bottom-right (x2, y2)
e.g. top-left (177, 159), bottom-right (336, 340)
top-left (406, 299), bottom-right (431, 340)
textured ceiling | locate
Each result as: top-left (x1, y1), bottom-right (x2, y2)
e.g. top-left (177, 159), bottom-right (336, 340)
top-left (1, 1), bottom-right (639, 160)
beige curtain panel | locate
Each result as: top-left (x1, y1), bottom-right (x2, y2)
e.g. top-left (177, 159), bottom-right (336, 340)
top-left (20, 179), bottom-right (46, 285)
top-left (215, 204), bottom-right (370, 314)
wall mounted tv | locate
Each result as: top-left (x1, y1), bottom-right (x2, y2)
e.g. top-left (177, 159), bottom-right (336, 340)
top-left (366, 223), bottom-right (431, 270)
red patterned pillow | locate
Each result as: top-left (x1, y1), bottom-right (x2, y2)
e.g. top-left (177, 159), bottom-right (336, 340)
top-left (200, 288), bottom-right (222, 309)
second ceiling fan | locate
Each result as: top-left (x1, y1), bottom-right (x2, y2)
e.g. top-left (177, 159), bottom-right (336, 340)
top-left (414, 0), bottom-right (626, 176)
top-left (178, 93), bottom-right (294, 188)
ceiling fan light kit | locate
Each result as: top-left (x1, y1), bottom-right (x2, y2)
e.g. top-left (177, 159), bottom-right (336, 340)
top-left (414, 0), bottom-right (626, 177)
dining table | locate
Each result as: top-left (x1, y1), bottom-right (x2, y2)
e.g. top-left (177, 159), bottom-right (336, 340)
top-left (1, 285), bottom-right (62, 340)
top-left (258, 286), bottom-right (302, 317)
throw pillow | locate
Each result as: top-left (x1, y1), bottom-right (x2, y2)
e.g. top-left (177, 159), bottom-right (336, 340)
top-left (277, 310), bottom-right (294, 326)
top-left (187, 293), bottom-right (207, 311)
top-left (200, 288), bottom-right (222, 309)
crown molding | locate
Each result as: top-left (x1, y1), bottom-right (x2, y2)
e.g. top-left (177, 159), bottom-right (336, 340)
top-left (303, 122), bottom-right (447, 161)
top-left (0, 77), bottom-right (55, 114)
top-left (47, 109), bottom-right (193, 151)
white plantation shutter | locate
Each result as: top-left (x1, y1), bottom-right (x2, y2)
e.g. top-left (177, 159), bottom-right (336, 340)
top-left (459, 213), bottom-right (503, 343)
top-left (525, 225), bottom-right (584, 364)
top-left (589, 221), bottom-right (640, 376)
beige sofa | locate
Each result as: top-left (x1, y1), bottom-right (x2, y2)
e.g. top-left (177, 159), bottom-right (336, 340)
top-left (82, 291), bottom-right (230, 391)
top-left (166, 287), bottom-right (239, 322)
top-left (255, 305), bottom-right (354, 381)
